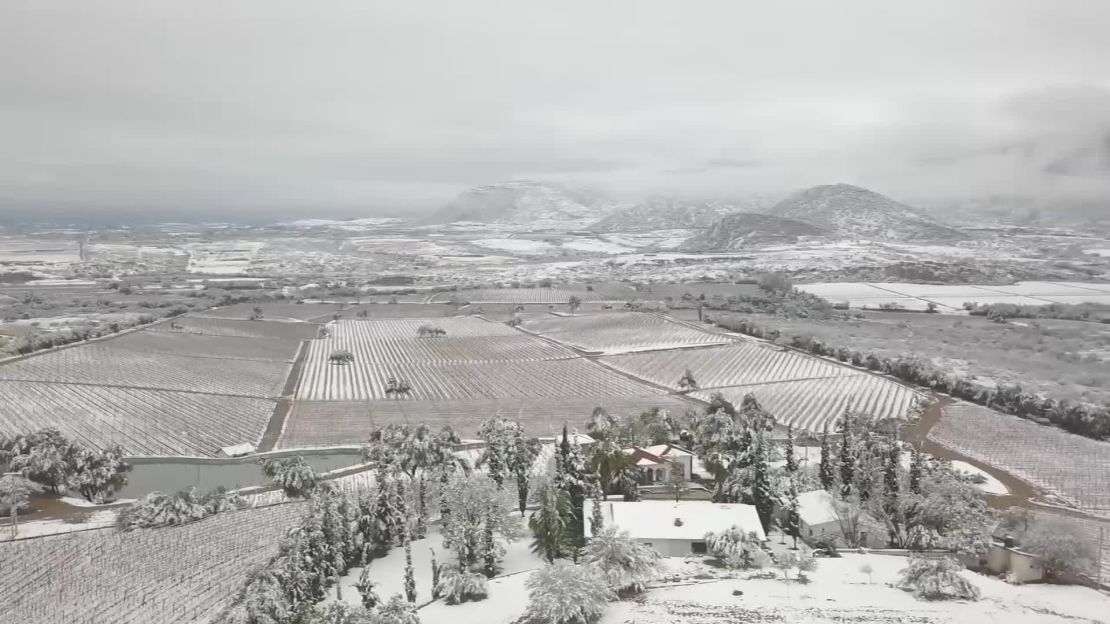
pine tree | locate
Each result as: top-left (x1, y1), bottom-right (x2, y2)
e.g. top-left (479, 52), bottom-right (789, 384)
top-left (819, 426), bottom-right (834, 491)
top-left (751, 433), bottom-right (775, 534)
top-left (909, 446), bottom-right (923, 495)
top-left (784, 425), bottom-right (798, 473)
top-left (510, 430), bottom-right (541, 517)
top-left (403, 531), bottom-right (416, 603)
top-left (882, 444), bottom-right (902, 547)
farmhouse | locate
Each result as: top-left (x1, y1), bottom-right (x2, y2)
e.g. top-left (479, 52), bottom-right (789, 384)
top-left (796, 489), bottom-right (886, 549)
top-left (623, 443), bottom-right (695, 484)
top-left (587, 499), bottom-right (765, 557)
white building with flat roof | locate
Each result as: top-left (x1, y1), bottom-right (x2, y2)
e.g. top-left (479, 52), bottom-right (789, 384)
top-left (587, 499), bottom-right (765, 557)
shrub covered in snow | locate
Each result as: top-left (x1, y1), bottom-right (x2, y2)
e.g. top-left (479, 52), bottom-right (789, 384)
top-left (581, 527), bottom-right (663, 595)
top-left (258, 456), bottom-right (321, 499)
top-left (523, 561), bottom-right (615, 624)
top-left (704, 526), bottom-right (770, 569)
top-left (434, 566), bottom-right (489, 605)
top-left (897, 556), bottom-right (980, 601)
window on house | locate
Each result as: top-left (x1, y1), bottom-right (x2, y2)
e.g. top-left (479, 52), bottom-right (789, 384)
top-left (691, 541), bottom-right (708, 554)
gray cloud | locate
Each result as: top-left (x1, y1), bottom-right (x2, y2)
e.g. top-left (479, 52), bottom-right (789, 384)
top-left (1, 0), bottom-right (1108, 219)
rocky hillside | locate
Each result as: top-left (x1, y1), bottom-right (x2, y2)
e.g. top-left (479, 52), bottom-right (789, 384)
top-left (682, 213), bottom-right (827, 250)
top-left (431, 181), bottom-right (602, 225)
top-left (591, 198), bottom-right (738, 232)
top-left (768, 184), bottom-right (965, 241)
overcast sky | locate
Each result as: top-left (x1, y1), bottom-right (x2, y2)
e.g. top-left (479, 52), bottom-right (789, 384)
top-left (1, 1), bottom-right (1108, 219)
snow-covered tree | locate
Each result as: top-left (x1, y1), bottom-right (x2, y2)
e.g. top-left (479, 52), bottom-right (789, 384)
top-left (584, 435), bottom-right (632, 496)
top-left (523, 561), bottom-right (614, 624)
top-left (1017, 518), bottom-right (1097, 578)
top-left (356, 566), bottom-right (380, 610)
top-left (751, 433), bottom-right (775, 534)
top-left (371, 594), bottom-right (420, 624)
top-left (897, 556), bottom-right (980, 601)
top-left (529, 477), bottom-right (571, 563)
top-left (555, 425), bottom-right (588, 556)
top-left (478, 416), bottom-right (519, 490)
top-left (441, 473), bottom-right (521, 568)
top-left (403, 531), bottom-right (416, 602)
top-left (908, 446), bottom-right (923, 495)
top-left (0, 473), bottom-right (31, 539)
top-left (116, 488), bottom-right (209, 530)
top-left (434, 566), bottom-right (489, 604)
top-left (64, 444), bottom-right (130, 503)
top-left (581, 527), bottom-right (663, 595)
top-left (585, 407), bottom-right (616, 441)
top-left (510, 430), bottom-right (541, 517)
top-left (5, 428), bottom-right (74, 492)
top-left (365, 423), bottom-right (461, 536)
top-left (837, 407), bottom-right (855, 496)
top-left (783, 425), bottom-right (798, 474)
top-left (686, 410), bottom-right (748, 503)
top-left (259, 456), bottom-right (321, 499)
top-left (704, 526), bottom-right (769, 569)
top-left (784, 474), bottom-right (801, 549)
top-left (818, 425), bottom-right (834, 491)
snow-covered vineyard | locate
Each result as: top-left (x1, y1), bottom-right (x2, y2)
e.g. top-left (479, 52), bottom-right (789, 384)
top-left (0, 316), bottom-right (307, 457)
top-left (0, 502), bottom-right (307, 624)
top-left (520, 312), bottom-right (736, 354)
top-left (427, 286), bottom-right (632, 304)
top-left (931, 403), bottom-right (1110, 515)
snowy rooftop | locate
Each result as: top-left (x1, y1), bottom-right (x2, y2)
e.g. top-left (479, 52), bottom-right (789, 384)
top-left (587, 500), bottom-right (765, 542)
top-left (218, 442), bottom-right (255, 457)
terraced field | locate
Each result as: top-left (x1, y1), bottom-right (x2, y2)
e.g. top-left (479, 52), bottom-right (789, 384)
top-left (195, 301), bottom-right (457, 321)
top-left (521, 312), bottom-right (734, 354)
top-left (601, 341), bottom-right (856, 390)
top-left (930, 403), bottom-right (1110, 515)
top-left (428, 286), bottom-right (632, 304)
top-left (0, 502), bottom-right (307, 624)
top-left (0, 342), bottom-right (290, 398)
top-left (0, 381), bottom-right (274, 456)
top-left (280, 394), bottom-right (696, 447)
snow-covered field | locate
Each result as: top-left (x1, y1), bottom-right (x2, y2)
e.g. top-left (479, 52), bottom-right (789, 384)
top-left (520, 312), bottom-right (735, 354)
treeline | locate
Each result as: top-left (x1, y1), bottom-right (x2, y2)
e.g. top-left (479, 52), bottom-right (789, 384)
top-left (966, 301), bottom-right (1110, 324)
top-left (0, 428), bottom-right (130, 503)
top-left (709, 313), bottom-right (1110, 441)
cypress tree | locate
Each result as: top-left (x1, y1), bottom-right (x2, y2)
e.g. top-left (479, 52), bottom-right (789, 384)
top-left (819, 426), bottom-right (834, 491)
top-left (786, 473), bottom-right (801, 549)
top-left (909, 446), bottom-right (923, 495)
top-left (403, 530), bottom-right (416, 603)
top-left (837, 407), bottom-right (855, 497)
top-left (482, 500), bottom-right (498, 578)
top-left (416, 475), bottom-right (428, 539)
top-left (430, 548), bottom-right (441, 599)
top-left (751, 433), bottom-right (775, 535)
top-left (784, 425), bottom-right (798, 474)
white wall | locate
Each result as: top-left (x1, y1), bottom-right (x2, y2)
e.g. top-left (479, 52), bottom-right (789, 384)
top-left (635, 538), bottom-right (705, 558)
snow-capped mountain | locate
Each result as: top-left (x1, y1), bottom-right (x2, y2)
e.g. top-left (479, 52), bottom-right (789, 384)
top-left (590, 198), bottom-right (743, 233)
top-left (768, 184), bottom-right (965, 242)
top-left (431, 181), bottom-right (605, 225)
top-left (681, 213), bottom-right (828, 250)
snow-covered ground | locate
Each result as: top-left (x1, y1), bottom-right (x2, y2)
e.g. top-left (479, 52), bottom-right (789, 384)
top-left (561, 239), bottom-right (634, 254)
top-left (471, 238), bottom-right (557, 254)
top-left (795, 280), bottom-right (1110, 311)
top-left (602, 553), bottom-right (1110, 624)
top-left (948, 460), bottom-right (1009, 496)
top-left (325, 524), bottom-right (546, 613)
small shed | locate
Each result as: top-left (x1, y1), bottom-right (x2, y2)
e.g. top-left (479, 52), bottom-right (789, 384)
top-left (797, 489), bottom-right (885, 549)
top-left (587, 500), bottom-right (765, 557)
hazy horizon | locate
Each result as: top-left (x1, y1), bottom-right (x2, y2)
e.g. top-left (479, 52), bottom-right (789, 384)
top-left (2, 1), bottom-right (1109, 220)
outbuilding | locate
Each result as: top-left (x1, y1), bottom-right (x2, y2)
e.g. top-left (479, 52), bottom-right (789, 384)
top-left (586, 499), bottom-right (765, 557)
